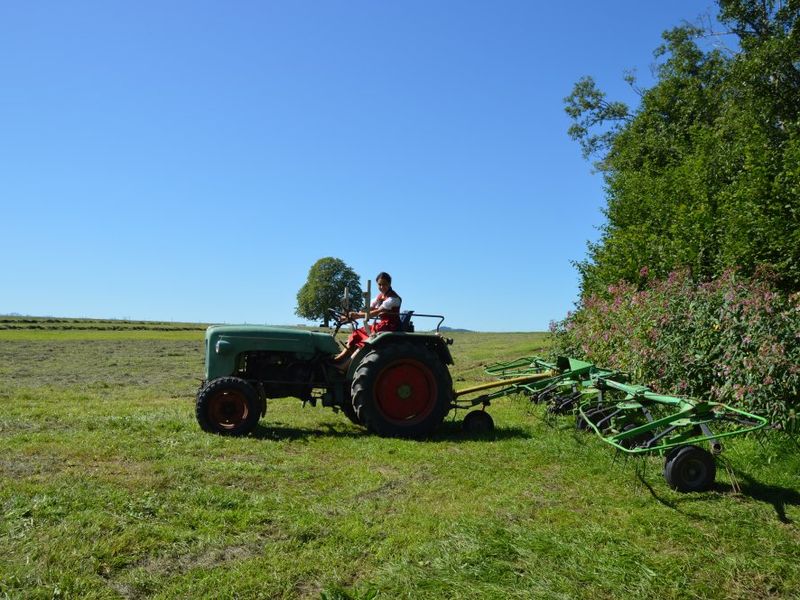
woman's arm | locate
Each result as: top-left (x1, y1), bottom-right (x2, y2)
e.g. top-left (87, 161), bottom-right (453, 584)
top-left (348, 307), bottom-right (385, 319)
top-left (348, 295), bottom-right (398, 320)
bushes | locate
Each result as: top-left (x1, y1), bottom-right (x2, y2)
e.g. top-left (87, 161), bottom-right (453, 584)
top-left (551, 269), bottom-right (800, 427)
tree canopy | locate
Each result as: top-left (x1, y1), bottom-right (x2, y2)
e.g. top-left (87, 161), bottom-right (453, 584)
top-left (295, 257), bottom-right (363, 327)
top-left (565, 0), bottom-right (800, 298)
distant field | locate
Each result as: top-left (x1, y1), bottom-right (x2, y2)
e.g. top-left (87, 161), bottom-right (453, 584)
top-left (0, 316), bottom-right (206, 331)
top-left (0, 318), bottom-right (798, 599)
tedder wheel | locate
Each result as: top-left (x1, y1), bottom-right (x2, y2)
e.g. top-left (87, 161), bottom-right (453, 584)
top-left (196, 377), bottom-right (261, 436)
top-left (663, 445), bottom-right (716, 493)
top-left (664, 446), bottom-right (684, 463)
top-left (351, 342), bottom-right (452, 438)
top-left (463, 410), bottom-right (494, 434)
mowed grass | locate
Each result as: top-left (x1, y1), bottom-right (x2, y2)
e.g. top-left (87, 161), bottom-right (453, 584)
top-left (1, 318), bottom-right (798, 599)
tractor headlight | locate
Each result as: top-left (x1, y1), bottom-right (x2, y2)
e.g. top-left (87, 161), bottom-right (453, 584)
top-left (215, 340), bottom-right (233, 355)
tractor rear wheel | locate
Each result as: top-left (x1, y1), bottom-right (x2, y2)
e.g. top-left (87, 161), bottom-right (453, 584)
top-left (196, 377), bottom-right (261, 436)
top-left (340, 391), bottom-right (362, 426)
top-left (351, 342), bottom-right (452, 438)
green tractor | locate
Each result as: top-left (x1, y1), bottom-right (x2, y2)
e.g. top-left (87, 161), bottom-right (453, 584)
top-left (195, 303), bottom-right (458, 438)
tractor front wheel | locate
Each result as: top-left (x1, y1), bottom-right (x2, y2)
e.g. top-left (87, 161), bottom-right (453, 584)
top-left (352, 342), bottom-right (452, 438)
top-left (196, 377), bottom-right (261, 436)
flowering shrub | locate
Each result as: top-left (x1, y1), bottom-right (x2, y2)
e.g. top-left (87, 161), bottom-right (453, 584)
top-left (551, 269), bottom-right (800, 428)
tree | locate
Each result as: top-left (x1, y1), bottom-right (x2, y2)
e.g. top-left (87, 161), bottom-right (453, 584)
top-left (564, 0), bottom-right (800, 298)
top-left (295, 258), bottom-right (363, 327)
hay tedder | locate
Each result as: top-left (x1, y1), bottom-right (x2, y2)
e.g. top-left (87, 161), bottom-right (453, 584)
top-left (457, 355), bottom-right (768, 492)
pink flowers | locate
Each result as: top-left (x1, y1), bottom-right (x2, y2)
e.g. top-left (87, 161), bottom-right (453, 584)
top-left (550, 267), bottom-right (800, 426)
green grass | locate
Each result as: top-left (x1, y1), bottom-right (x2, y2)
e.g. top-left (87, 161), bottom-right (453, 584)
top-left (1, 320), bottom-right (798, 599)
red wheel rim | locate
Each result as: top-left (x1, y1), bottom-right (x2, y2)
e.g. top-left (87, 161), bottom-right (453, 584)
top-left (375, 359), bottom-right (437, 423)
top-left (208, 389), bottom-right (249, 430)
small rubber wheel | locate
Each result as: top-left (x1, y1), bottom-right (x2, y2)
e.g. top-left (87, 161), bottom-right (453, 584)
top-left (664, 446), bottom-right (683, 463)
top-left (664, 445), bottom-right (716, 492)
top-left (196, 377), bottom-right (261, 436)
top-left (463, 410), bottom-right (494, 434)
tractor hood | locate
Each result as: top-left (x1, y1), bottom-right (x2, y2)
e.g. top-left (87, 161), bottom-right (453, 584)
top-left (204, 325), bottom-right (340, 380)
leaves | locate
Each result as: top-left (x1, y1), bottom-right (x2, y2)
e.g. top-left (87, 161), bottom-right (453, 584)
top-left (564, 76), bottom-right (630, 166)
top-left (551, 269), bottom-right (800, 427)
top-left (565, 1), bottom-right (800, 297)
top-left (295, 257), bottom-right (363, 327)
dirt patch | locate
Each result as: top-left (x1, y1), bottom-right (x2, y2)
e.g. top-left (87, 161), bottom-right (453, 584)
top-left (0, 455), bottom-right (64, 479)
top-left (99, 529), bottom-right (289, 598)
top-left (128, 528), bottom-right (286, 579)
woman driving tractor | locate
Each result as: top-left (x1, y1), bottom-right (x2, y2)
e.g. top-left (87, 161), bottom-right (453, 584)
top-left (331, 271), bottom-right (401, 369)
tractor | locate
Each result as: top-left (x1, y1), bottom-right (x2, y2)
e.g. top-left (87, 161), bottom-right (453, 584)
top-left (195, 294), bottom-right (463, 438)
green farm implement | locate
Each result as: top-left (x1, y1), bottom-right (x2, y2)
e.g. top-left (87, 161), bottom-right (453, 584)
top-left (477, 355), bottom-right (769, 492)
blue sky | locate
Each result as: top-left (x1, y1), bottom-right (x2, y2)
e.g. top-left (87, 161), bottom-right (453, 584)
top-left (1, 1), bottom-right (716, 331)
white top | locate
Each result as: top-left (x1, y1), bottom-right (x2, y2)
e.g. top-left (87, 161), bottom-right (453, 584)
top-left (372, 295), bottom-right (401, 311)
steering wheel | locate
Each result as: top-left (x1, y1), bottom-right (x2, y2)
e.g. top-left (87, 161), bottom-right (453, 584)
top-left (328, 307), bottom-right (356, 340)
top-left (329, 307), bottom-right (352, 324)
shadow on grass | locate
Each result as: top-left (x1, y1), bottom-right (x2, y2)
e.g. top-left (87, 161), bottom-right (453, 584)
top-left (636, 471), bottom-right (687, 512)
top-left (250, 422), bottom-right (367, 441)
top-left (721, 470), bottom-right (800, 524)
top-left (427, 419), bottom-right (532, 443)
top-left (249, 419), bottom-right (531, 443)
top-left (636, 465), bottom-right (800, 524)
top-left (634, 470), bottom-right (731, 524)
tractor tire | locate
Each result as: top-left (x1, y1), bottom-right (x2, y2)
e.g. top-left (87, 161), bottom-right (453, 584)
top-left (351, 342), bottom-right (452, 438)
top-left (340, 391), bottom-right (362, 426)
top-left (196, 377), bottom-right (261, 436)
top-left (663, 445), bottom-right (716, 493)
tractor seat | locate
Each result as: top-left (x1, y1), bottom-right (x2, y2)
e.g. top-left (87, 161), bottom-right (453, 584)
top-left (398, 311), bottom-right (415, 332)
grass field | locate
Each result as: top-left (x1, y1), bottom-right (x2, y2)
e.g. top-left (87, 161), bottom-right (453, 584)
top-left (1, 317), bottom-right (798, 599)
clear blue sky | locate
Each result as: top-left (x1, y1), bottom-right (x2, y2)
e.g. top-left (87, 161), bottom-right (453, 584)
top-left (1, 1), bottom-right (716, 331)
